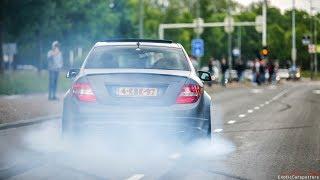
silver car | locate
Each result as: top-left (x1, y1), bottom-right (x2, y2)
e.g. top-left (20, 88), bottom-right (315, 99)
top-left (62, 39), bottom-right (213, 144)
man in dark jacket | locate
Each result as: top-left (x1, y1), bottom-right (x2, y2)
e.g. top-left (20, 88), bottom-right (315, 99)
top-left (220, 58), bottom-right (229, 87)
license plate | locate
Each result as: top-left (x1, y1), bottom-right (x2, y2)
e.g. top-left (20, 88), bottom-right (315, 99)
top-left (116, 87), bottom-right (158, 97)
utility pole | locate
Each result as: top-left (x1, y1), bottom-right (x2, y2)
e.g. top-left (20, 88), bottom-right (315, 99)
top-left (227, 0), bottom-right (232, 78)
top-left (139, 0), bottom-right (144, 38)
top-left (292, 0), bottom-right (297, 67)
top-left (314, 9), bottom-right (318, 76)
top-left (310, 0), bottom-right (314, 79)
top-left (238, 27), bottom-right (242, 61)
top-left (196, 1), bottom-right (200, 38)
top-left (262, 0), bottom-right (267, 47)
top-left (0, 22), bottom-right (3, 73)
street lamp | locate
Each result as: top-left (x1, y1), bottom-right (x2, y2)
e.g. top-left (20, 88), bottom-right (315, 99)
top-left (292, 0), bottom-right (297, 67)
top-left (139, 0), bottom-right (144, 38)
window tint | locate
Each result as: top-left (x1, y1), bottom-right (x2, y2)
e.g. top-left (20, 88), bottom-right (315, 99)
top-left (84, 46), bottom-right (190, 71)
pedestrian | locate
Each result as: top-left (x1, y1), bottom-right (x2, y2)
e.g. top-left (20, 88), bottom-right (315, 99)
top-left (235, 60), bottom-right (245, 82)
top-left (220, 58), bottom-right (229, 87)
top-left (252, 58), bottom-right (260, 85)
top-left (259, 59), bottom-right (266, 84)
top-left (207, 59), bottom-right (213, 87)
top-left (47, 41), bottom-right (63, 100)
top-left (267, 59), bottom-right (276, 84)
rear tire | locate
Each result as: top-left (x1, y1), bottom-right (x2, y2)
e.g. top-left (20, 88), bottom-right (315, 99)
top-left (205, 105), bottom-right (213, 141)
top-left (61, 108), bottom-right (75, 141)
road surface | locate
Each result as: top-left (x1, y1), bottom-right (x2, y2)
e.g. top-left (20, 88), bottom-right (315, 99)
top-left (0, 81), bottom-right (319, 180)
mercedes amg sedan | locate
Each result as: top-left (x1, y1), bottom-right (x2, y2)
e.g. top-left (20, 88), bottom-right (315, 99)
top-left (62, 39), bottom-right (212, 144)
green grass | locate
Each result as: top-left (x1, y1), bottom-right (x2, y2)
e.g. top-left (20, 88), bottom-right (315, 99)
top-left (301, 70), bottom-right (320, 80)
top-left (0, 70), bottom-right (71, 95)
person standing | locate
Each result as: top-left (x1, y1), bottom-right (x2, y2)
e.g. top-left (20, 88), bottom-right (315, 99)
top-left (207, 59), bottom-right (213, 87)
top-left (47, 41), bottom-right (63, 100)
top-left (220, 58), bottom-right (229, 87)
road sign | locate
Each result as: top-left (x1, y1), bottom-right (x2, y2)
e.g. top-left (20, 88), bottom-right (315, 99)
top-left (255, 15), bottom-right (263, 32)
top-left (232, 48), bottom-right (240, 56)
top-left (191, 39), bottom-right (204, 58)
top-left (308, 44), bottom-right (316, 54)
top-left (224, 16), bottom-right (234, 33)
top-left (317, 45), bottom-right (320, 53)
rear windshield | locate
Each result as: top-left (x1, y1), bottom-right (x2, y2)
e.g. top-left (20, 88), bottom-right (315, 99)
top-left (84, 46), bottom-right (190, 71)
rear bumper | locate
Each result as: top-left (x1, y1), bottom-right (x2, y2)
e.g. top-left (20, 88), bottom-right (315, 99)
top-left (63, 94), bottom-right (211, 142)
top-left (65, 113), bottom-right (209, 143)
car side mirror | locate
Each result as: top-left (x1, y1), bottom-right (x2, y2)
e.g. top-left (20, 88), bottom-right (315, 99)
top-left (198, 71), bottom-right (212, 81)
top-left (66, 69), bottom-right (80, 79)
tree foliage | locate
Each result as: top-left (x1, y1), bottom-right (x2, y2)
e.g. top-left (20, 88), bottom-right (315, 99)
top-left (0, 0), bottom-right (319, 70)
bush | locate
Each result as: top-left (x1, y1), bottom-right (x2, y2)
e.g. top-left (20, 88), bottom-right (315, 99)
top-left (0, 70), bottom-right (71, 95)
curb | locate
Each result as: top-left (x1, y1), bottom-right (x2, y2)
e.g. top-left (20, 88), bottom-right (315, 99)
top-left (0, 115), bottom-right (61, 131)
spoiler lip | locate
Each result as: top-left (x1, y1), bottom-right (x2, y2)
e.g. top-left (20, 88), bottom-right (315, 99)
top-left (82, 69), bottom-right (192, 78)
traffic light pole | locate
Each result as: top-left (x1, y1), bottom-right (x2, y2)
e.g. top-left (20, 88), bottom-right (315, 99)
top-left (139, 0), bottom-right (144, 38)
top-left (262, 0), bottom-right (267, 47)
top-left (292, 0), bottom-right (297, 67)
top-left (314, 13), bottom-right (318, 76)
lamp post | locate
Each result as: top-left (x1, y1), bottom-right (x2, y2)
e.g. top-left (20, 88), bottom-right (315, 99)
top-left (139, 0), bottom-right (144, 38)
top-left (292, 0), bottom-right (297, 67)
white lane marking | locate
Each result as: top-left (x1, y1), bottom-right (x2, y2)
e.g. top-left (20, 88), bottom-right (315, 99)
top-left (268, 85), bottom-right (277, 90)
top-left (247, 109), bottom-right (253, 113)
top-left (260, 104), bottom-right (264, 107)
top-left (238, 114), bottom-right (246, 118)
top-left (313, 90), bottom-right (320, 94)
top-left (227, 120), bottom-right (236, 124)
top-left (265, 101), bottom-right (270, 104)
top-left (169, 153), bottom-right (181, 160)
top-left (251, 89), bottom-right (263, 94)
top-left (254, 106), bottom-right (260, 110)
top-left (126, 174), bottom-right (145, 180)
top-left (272, 89), bottom-right (289, 101)
top-left (213, 128), bottom-right (223, 133)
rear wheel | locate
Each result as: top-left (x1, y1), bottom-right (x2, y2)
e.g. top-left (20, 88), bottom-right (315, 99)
top-left (61, 108), bottom-right (76, 141)
top-left (205, 105), bottom-right (213, 141)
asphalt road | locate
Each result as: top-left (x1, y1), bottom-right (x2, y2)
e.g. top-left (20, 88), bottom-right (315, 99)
top-left (0, 81), bottom-right (320, 180)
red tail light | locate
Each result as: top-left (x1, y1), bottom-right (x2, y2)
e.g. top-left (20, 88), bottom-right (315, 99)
top-left (72, 83), bottom-right (96, 102)
top-left (176, 84), bottom-right (203, 104)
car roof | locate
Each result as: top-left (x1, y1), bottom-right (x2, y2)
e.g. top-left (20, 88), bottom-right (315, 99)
top-left (94, 39), bottom-right (181, 48)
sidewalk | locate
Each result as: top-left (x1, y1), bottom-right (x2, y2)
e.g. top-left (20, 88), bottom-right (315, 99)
top-left (0, 93), bottom-right (63, 124)
top-left (0, 81), bottom-right (289, 124)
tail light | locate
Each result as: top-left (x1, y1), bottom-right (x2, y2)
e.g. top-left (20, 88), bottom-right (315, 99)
top-left (176, 84), bottom-right (203, 104)
top-left (72, 83), bottom-right (96, 102)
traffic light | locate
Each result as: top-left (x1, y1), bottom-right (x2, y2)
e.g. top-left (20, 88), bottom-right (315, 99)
top-left (260, 46), bottom-right (269, 57)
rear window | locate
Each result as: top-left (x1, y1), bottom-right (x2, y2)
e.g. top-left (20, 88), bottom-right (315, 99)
top-left (84, 46), bottom-right (190, 71)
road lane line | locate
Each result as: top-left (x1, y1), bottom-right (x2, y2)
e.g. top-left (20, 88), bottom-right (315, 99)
top-left (254, 106), bottom-right (260, 110)
top-left (126, 174), bottom-right (145, 180)
top-left (272, 89), bottom-right (290, 101)
top-left (265, 101), bottom-right (269, 104)
top-left (313, 90), bottom-right (320, 94)
top-left (227, 120), bottom-right (236, 124)
top-left (213, 128), bottom-right (223, 133)
top-left (247, 109), bottom-right (253, 113)
top-left (260, 104), bottom-right (264, 107)
top-left (238, 114), bottom-right (246, 118)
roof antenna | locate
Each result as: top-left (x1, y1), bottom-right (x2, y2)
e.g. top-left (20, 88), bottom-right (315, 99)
top-left (136, 41), bottom-right (141, 51)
